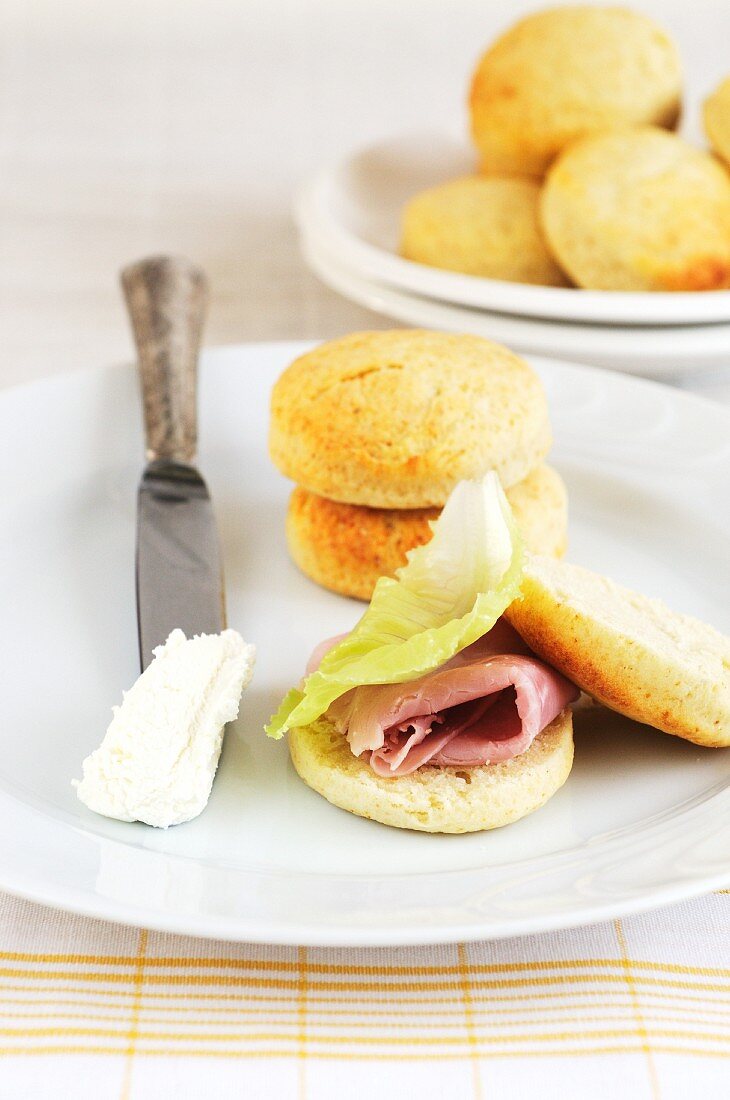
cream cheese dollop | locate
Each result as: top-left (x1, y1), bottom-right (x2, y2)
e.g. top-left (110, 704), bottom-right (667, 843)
top-left (73, 629), bottom-right (256, 828)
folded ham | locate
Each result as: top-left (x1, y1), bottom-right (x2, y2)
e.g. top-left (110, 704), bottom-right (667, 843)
top-left (310, 620), bottom-right (579, 777)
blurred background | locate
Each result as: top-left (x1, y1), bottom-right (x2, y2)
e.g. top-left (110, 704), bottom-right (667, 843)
top-left (3, 0), bottom-right (729, 385)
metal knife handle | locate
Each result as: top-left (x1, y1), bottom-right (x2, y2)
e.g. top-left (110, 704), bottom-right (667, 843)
top-left (121, 255), bottom-right (209, 464)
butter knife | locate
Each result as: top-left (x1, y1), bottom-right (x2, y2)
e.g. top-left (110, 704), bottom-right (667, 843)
top-left (121, 255), bottom-right (225, 669)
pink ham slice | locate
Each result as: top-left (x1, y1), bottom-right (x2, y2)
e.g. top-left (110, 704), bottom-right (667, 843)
top-left (311, 621), bottom-right (578, 777)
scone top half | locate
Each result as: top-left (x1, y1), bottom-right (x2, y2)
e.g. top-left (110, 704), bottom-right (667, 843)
top-left (269, 330), bottom-right (552, 509)
top-left (507, 555), bottom-right (730, 748)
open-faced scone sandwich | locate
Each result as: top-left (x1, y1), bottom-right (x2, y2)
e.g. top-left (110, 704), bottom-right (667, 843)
top-left (268, 473), bottom-right (578, 832)
top-left (267, 474), bottom-right (730, 833)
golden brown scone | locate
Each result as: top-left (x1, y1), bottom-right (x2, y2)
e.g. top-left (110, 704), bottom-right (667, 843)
top-left (540, 127), bottom-right (730, 291)
top-left (469, 6), bottom-right (682, 178)
top-left (704, 77), bottom-right (730, 169)
top-left (289, 709), bottom-right (574, 833)
top-left (270, 330), bottom-right (552, 508)
top-left (400, 176), bottom-right (569, 286)
top-left (506, 555), bottom-right (730, 747)
top-left (287, 465), bottom-right (568, 601)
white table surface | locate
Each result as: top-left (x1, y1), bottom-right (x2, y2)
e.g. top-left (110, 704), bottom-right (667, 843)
top-left (1, 5), bottom-right (729, 1094)
top-left (2, 0), bottom-right (730, 404)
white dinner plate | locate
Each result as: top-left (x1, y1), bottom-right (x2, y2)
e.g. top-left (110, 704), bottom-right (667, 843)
top-left (302, 233), bottom-right (730, 376)
top-left (1, 342), bottom-right (729, 945)
top-left (297, 131), bottom-right (730, 326)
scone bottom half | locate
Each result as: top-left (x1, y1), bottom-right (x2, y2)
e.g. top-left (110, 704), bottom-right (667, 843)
top-left (288, 710), bottom-right (574, 834)
top-left (286, 464), bottom-right (568, 601)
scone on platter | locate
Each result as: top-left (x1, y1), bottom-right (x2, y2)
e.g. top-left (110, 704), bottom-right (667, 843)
top-left (469, 6), bottom-right (682, 178)
top-left (400, 176), bottom-right (568, 286)
top-left (540, 127), bottom-right (730, 291)
top-left (268, 474), bottom-right (729, 834)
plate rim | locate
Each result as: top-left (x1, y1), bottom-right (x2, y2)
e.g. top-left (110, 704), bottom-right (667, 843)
top-left (1, 339), bottom-right (729, 945)
top-left (4, 858), bottom-right (730, 948)
top-left (300, 232), bottom-right (730, 374)
top-left (297, 130), bottom-right (730, 327)
top-left (1, 776), bottom-right (729, 946)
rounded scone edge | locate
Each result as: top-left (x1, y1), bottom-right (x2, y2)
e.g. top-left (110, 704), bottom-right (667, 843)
top-left (400, 175), bottom-right (569, 286)
top-left (704, 77), bottom-right (730, 168)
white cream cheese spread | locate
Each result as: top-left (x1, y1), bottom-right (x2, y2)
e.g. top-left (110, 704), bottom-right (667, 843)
top-left (73, 629), bottom-right (256, 828)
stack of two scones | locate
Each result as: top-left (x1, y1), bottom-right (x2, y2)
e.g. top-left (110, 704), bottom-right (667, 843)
top-left (270, 329), bottom-right (568, 599)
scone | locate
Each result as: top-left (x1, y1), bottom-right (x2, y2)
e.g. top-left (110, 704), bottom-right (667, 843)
top-left (704, 77), bottom-right (730, 169)
top-left (540, 127), bottom-right (730, 291)
top-left (287, 464), bottom-right (568, 600)
top-left (469, 6), bottom-right (682, 177)
top-left (400, 176), bottom-right (568, 286)
top-left (289, 709), bottom-right (573, 833)
top-left (506, 555), bottom-right (730, 747)
top-left (270, 330), bottom-right (552, 508)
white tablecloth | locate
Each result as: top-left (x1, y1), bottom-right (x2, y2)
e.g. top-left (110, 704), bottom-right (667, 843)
top-left (1, 892), bottom-right (728, 1098)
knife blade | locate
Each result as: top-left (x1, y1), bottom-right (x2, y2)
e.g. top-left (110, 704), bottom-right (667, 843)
top-left (121, 255), bottom-right (225, 669)
top-left (136, 460), bottom-right (225, 668)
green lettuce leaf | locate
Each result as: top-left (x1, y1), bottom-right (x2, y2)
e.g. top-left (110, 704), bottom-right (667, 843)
top-left (266, 471), bottom-right (524, 738)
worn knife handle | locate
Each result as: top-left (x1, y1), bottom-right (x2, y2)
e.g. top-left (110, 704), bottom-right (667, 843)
top-left (121, 255), bottom-right (209, 464)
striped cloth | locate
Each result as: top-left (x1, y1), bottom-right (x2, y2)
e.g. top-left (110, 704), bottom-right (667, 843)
top-left (0, 892), bottom-right (727, 1098)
